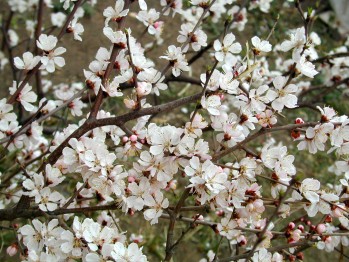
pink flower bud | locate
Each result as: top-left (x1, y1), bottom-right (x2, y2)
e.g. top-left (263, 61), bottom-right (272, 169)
top-left (295, 118), bottom-right (304, 124)
top-left (325, 236), bottom-right (332, 243)
top-left (122, 136), bottom-right (129, 143)
top-left (288, 222), bottom-right (296, 230)
top-left (298, 225), bottom-right (304, 232)
top-left (154, 21), bottom-right (163, 29)
top-left (7, 244), bottom-right (18, 257)
top-left (238, 235), bottom-right (247, 246)
top-left (316, 224), bottom-right (326, 234)
top-left (216, 210), bottom-right (224, 217)
top-left (332, 208), bottom-right (342, 218)
top-left (130, 135), bottom-right (138, 142)
top-left (292, 229), bottom-right (301, 241)
top-left (128, 176), bottom-right (136, 183)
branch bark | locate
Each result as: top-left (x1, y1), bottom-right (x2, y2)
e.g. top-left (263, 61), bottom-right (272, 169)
top-left (212, 122), bottom-right (318, 161)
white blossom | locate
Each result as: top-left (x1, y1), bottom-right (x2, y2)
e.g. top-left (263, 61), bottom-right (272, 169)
top-left (9, 81), bottom-right (37, 112)
top-left (37, 34), bottom-right (66, 73)
top-left (14, 52), bottom-right (41, 71)
top-left (214, 33), bottom-right (242, 62)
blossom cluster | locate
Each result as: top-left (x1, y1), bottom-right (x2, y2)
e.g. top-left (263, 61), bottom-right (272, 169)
top-left (1, 0), bottom-right (349, 261)
top-left (18, 215), bottom-right (146, 261)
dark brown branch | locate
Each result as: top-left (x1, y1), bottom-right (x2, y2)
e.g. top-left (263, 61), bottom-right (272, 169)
top-left (188, 42), bottom-right (213, 65)
top-left (164, 75), bottom-right (201, 86)
top-left (307, 78), bottom-right (349, 105)
top-left (1, 11), bottom-right (13, 51)
top-left (88, 43), bottom-right (121, 119)
top-left (57, 0), bottom-right (84, 39)
top-left (212, 122), bottom-right (318, 161)
top-left (40, 92), bottom-right (202, 171)
top-left (3, 100), bottom-right (48, 150)
top-left (0, 202), bottom-right (122, 221)
top-left (1, 22), bottom-right (17, 82)
top-left (34, 0), bottom-right (45, 100)
top-left (126, 30), bottom-right (140, 109)
top-left (164, 188), bottom-right (191, 261)
top-left (298, 77), bottom-right (349, 98)
top-left (88, 0), bottom-right (131, 119)
top-left (312, 52), bottom-right (349, 64)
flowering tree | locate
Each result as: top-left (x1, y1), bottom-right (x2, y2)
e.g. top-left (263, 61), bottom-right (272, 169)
top-left (1, 0), bottom-right (349, 261)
